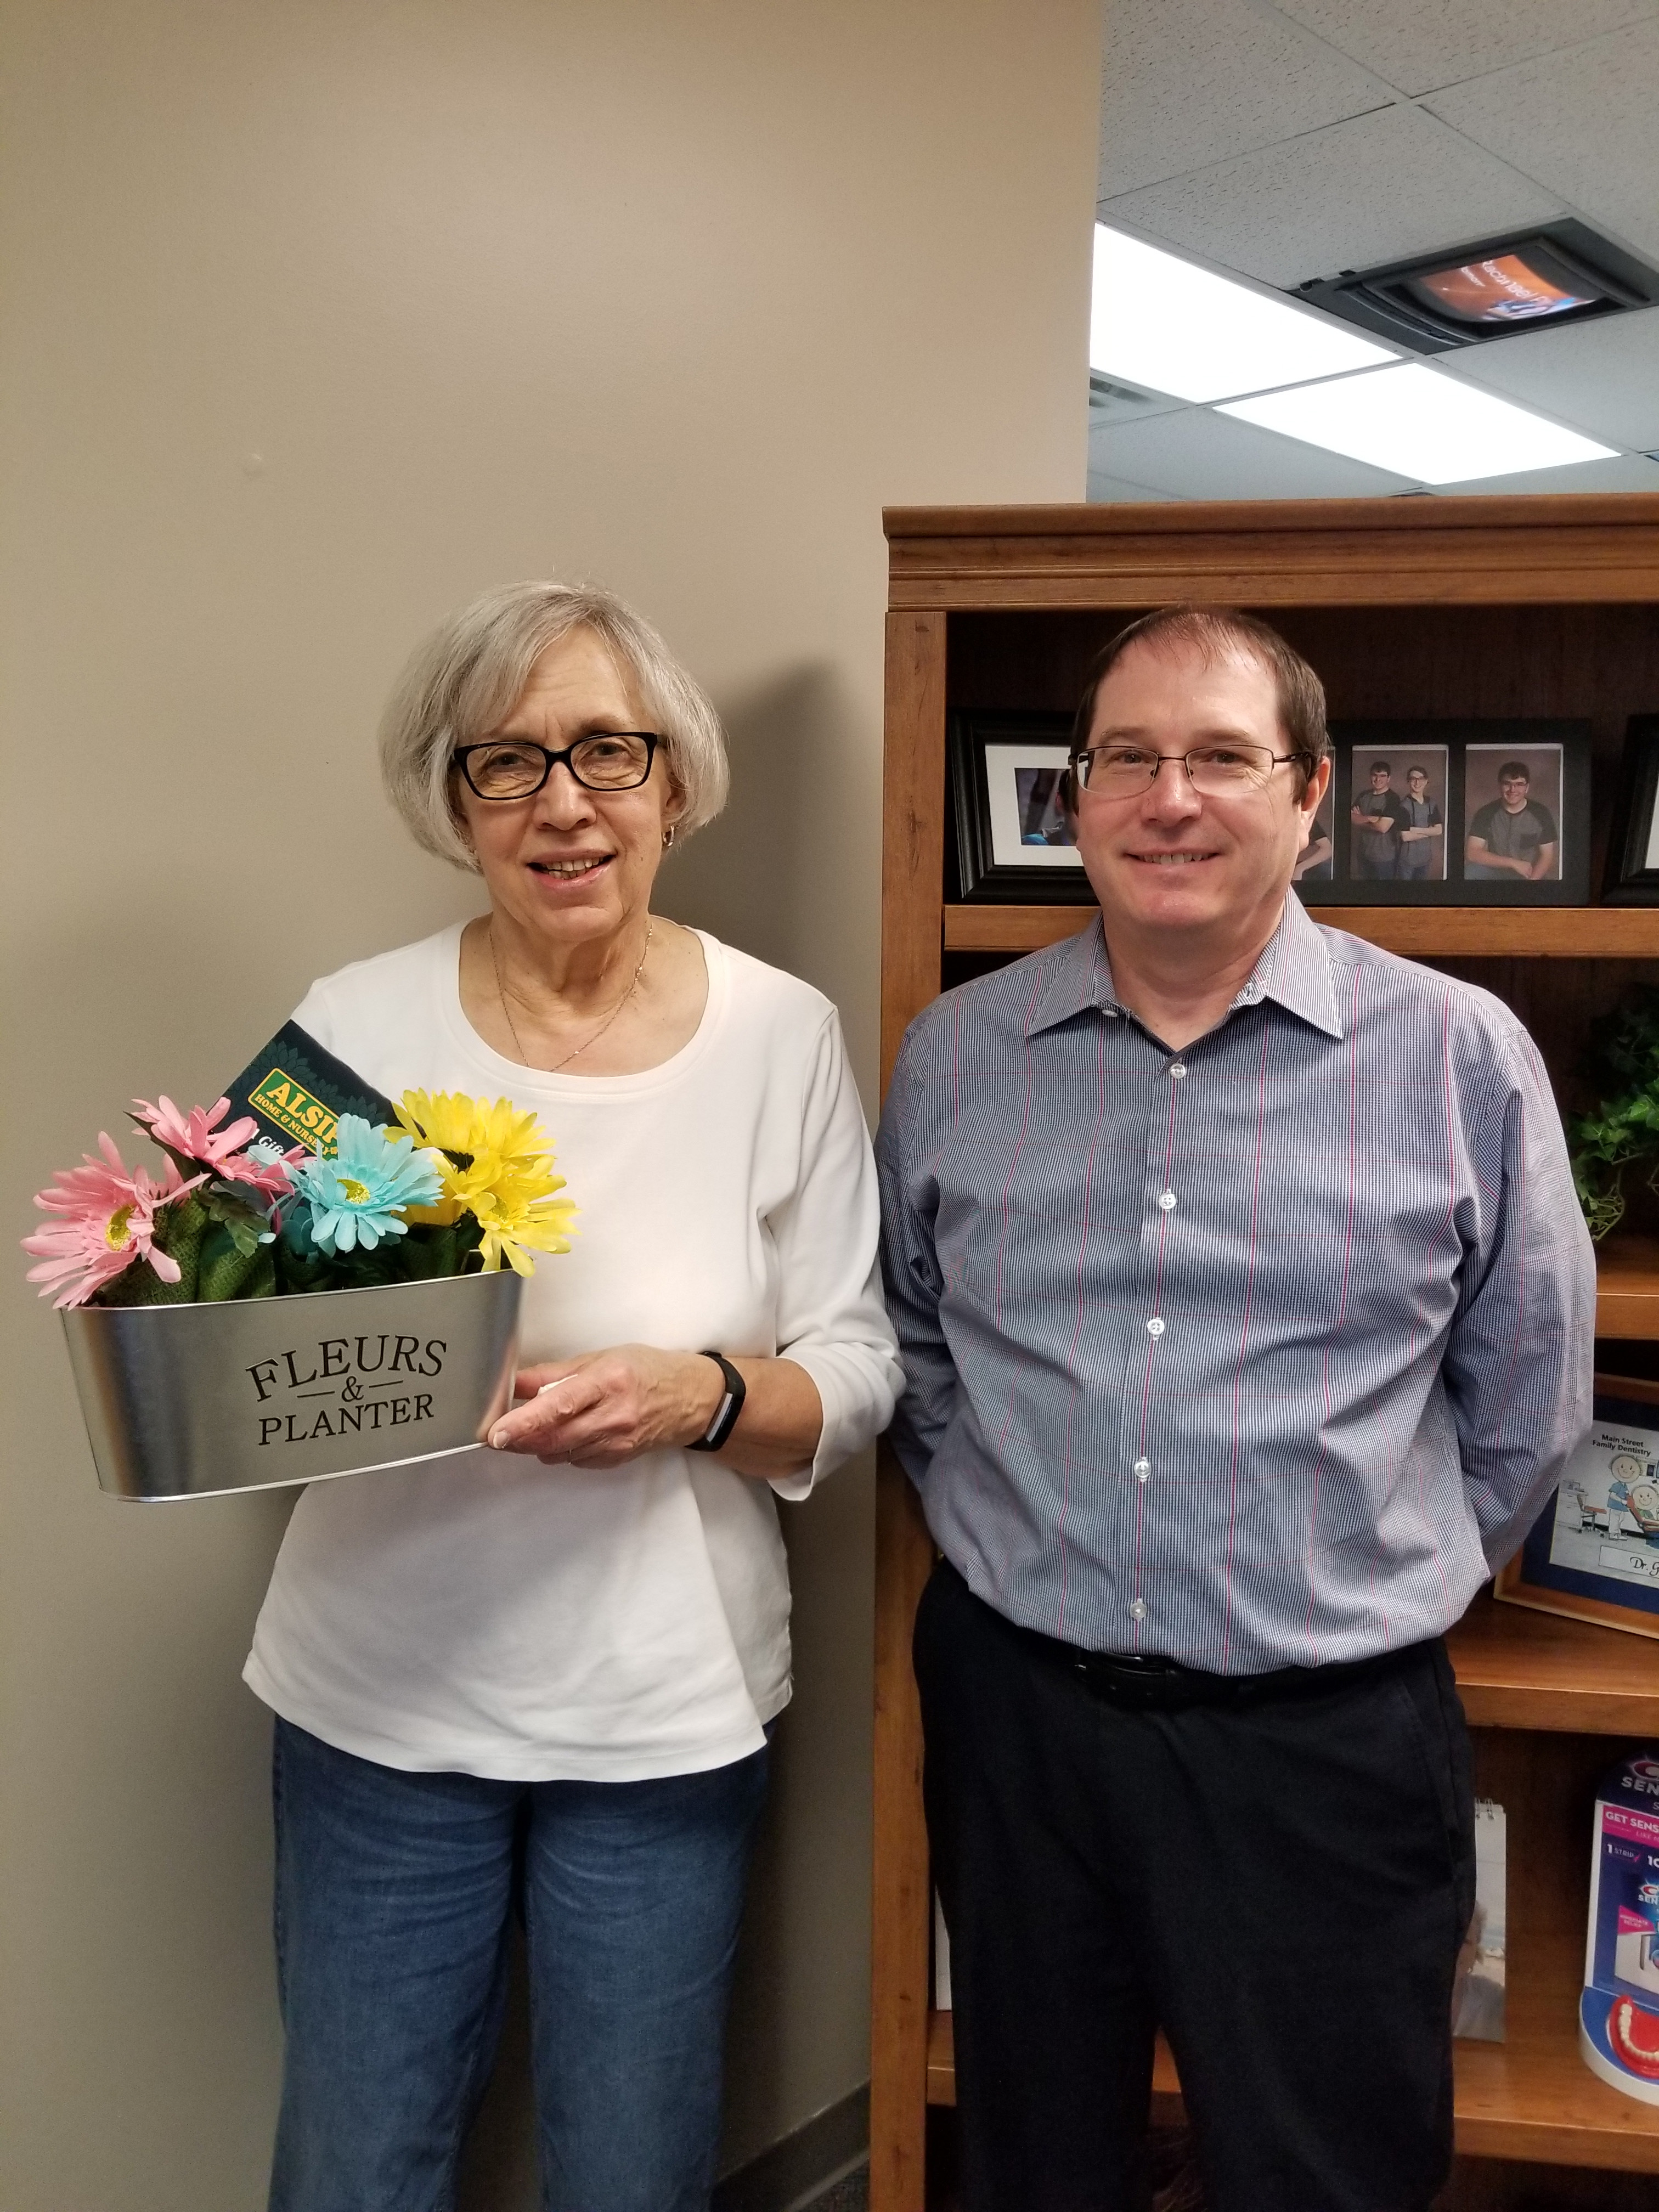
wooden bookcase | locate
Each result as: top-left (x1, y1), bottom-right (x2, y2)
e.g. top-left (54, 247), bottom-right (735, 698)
top-left (872, 497), bottom-right (1659, 2212)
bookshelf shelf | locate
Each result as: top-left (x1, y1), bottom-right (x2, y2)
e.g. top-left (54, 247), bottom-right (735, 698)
top-left (875, 496), bottom-right (1659, 2212)
top-left (1449, 1593), bottom-right (1659, 1734)
top-left (924, 2003), bottom-right (1659, 2174)
top-left (943, 904), bottom-right (1659, 959)
top-left (1595, 1238), bottom-right (1659, 1338)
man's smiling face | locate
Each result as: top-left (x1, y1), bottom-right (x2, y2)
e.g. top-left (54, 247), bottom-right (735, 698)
top-left (1071, 640), bottom-right (1328, 946)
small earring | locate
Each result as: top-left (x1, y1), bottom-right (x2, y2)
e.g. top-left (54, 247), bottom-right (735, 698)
top-left (663, 823), bottom-right (676, 849)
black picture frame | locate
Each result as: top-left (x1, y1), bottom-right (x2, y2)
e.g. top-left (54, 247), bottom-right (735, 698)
top-left (1495, 1377), bottom-right (1659, 1642)
top-left (949, 710), bottom-right (1091, 904)
top-left (1297, 719), bottom-right (1592, 907)
top-left (1603, 715), bottom-right (1659, 905)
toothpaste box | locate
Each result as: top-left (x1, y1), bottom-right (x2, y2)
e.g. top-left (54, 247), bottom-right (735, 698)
top-left (1581, 1751), bottom-right (1659, 2102)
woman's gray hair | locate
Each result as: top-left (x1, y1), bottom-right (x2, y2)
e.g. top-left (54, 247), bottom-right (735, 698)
top-left (379, 580), bottom-right (730, 872)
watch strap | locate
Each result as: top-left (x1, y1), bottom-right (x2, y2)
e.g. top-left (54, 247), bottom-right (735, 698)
top-left (687, 1350), bottom-right (747, 1452)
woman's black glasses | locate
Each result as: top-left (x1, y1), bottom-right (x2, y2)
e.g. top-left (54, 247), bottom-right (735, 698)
top-left (453, 732), bottom-right (659, 799)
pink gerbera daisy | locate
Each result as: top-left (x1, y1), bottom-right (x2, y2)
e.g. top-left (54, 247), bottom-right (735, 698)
top-left (131, 1094), bottom-right (260, 1171)
top-left (23, 1135), bottom-right (204, 1308)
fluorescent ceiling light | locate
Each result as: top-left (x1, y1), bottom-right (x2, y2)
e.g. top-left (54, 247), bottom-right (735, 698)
top-left (1219, 364), bottom-right (1618, 483)
top-left (1090, 225), bottom-right (1395, 403)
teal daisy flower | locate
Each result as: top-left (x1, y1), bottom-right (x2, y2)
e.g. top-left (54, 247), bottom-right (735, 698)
top-left (286, 1116), bottom-right (444, 1255)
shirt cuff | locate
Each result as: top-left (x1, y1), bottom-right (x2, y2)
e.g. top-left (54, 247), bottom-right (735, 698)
top-left (765, 1341), bottom-right (901, 1503)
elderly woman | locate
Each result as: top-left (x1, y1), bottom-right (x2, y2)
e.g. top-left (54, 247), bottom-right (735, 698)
top-left (242, 582), bottom-right (901, 2212)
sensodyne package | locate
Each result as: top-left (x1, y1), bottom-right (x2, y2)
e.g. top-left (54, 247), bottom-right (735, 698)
top-left (1580, 1751), bottom-right (1659, 2101)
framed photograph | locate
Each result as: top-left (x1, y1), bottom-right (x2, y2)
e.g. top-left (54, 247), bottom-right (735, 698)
top-left (1603, 715), bottom-right (1659, 905)
top-left (1347, 744), bottom-right (1449, 886)
top-left (1298, 720), bottom-right (1591, 907)
top-left (1495, 1376), bottom-right (1659, 1641)
top-left (949, 711), bottom-right (1091, 904)
top-left (1463, 743), bottom-right (1566, 888)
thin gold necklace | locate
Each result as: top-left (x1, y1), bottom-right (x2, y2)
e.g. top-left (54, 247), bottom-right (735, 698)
top-left (489, 918), bottom-right (653, 1072)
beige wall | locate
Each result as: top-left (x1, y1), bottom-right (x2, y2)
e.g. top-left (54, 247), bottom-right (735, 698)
top-left (0, 3), bottom-right (1099, 2204)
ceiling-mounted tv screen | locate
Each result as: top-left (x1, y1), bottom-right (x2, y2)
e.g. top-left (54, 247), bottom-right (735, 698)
top-left (1297, 221), bottom-right (1659, 352)
top-left (1407, 251), bottom-right (1599, 326)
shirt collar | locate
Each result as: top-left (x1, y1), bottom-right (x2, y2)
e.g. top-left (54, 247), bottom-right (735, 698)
top-left (1028, 892), bottom-right (1343, 1041)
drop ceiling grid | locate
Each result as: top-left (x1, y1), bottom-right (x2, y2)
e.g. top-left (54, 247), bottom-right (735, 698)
top-left (1432, 452), bottom-right (1659, 495)
top-left (1090, 0), bottom-right (1659, 496)
top-left (1098, 0), bottom-right (1659, 285)
top-left (1090, 405), bottom-right (1410, 498)
top-left (1272, 0), bottom-right (1659, 100)
top-left (1099, 102), bottom-right (1560, 289)
top-left (1424, 19), bottom-right (1659, 264)
top-left (1450, 305), bottom-right (1659, 450)
top-left (1097, 0), bottom-right (1385, 198)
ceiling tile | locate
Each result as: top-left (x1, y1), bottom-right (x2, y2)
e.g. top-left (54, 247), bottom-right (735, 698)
top-left (1431, 451), bottom-right (1659, 494)
top-left (1445, 304), bottom-right (1659, 449)
top-left (1425, 21), bottom-right (1659, 264)
top-left (1101, 103), bottom-right (1560, 287)
top-left (1098, 0), bottom-right (1383, 197)
top-left (1275, 0), bottom-right (1659, 98)
top-left (1090, 408), bottom-right (1413, 498)
top-left (1087, 469), bottom-right (1180, 503)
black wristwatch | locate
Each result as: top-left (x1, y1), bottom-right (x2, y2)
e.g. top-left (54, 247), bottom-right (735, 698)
top-left (687, 1351), bottom-right (747, 1452)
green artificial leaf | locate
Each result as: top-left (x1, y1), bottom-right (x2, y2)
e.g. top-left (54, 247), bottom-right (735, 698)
top-left (399, 1224), bottom-right (451, 1279)
top-left (399, 1217), bottom-right (486, 1279)
top-left (201, 1184), bottom-right (274, 1259)
top-left (275, 1239), bottom-right (337, 1296)
top-left (317, 1238), bottom-right (409, 1294)
top-left (195, 1221), bottom-right (278, 1301)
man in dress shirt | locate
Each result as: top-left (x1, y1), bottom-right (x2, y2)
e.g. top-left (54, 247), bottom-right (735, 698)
top-left (876, 606), bottom-right (1594, 2212)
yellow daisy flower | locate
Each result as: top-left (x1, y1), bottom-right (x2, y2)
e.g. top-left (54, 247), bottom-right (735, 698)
top-left (394, 1091), bottom-right (551, 1167)
top-left (393, 1092), bottom-right (577, 1273)
top-left (468, 1171), bottom-right (579, 1276)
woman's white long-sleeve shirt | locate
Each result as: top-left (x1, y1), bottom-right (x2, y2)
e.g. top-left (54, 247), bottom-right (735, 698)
top-left (244, 925), bottom-right (900, 1781)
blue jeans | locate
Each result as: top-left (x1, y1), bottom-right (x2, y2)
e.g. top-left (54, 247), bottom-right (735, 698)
top-left (268, 1717), bottom-right (769, 2212)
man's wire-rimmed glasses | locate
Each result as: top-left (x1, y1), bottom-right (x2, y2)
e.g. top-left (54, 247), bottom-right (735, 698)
top-left (1070, 741), bottom-right (1310, 798)
top-left (453, 731), bottom-right (659, 800)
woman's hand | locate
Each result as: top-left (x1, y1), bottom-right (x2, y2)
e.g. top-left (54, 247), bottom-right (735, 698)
top-left (487, 1346), bottom-right (824, 1480)
top-left (489, 1346), bottom-right (723, 1469)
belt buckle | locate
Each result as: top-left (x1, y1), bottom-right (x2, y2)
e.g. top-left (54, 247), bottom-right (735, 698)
top-left (1086, 1654), bottom-right (1183, 1711)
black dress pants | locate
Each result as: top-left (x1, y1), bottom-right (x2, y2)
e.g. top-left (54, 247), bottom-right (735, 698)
top-left (915, 1560), bottom-right (1476, 2212)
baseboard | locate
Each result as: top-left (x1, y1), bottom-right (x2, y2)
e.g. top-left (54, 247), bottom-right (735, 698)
top-left (713, 2083), bottom-right (870, 2212)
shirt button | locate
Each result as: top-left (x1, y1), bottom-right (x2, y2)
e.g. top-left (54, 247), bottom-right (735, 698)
top-left (1133, 1458), bottom-right (1151, 1482)
top-left (1158, 1190), bottom-right (1177, 1211)
top-left (1146, 1316), bottom-right (1165, 1337)
top-left (1129, 1598), bottom-right (1148, 1622)
top-left (1169, 1061), bottom-right (1186, 1079)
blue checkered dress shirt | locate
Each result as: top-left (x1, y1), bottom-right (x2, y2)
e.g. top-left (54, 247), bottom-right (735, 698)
top-left (877, 895), bottom-right (1596, 1672)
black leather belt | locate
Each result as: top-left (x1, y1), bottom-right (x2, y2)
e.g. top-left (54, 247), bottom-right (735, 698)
top-left (1008, 1614), bottom-right (1424, 1713)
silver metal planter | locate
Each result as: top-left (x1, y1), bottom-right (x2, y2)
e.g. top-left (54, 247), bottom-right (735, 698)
top-left (61, 1271), bottom-right (522, 1500)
